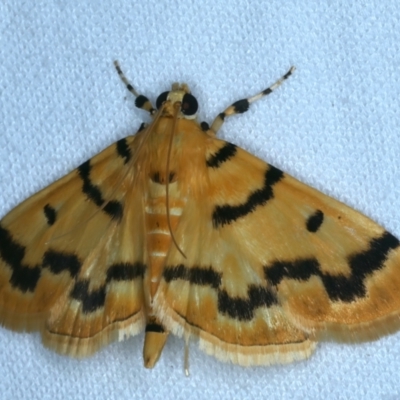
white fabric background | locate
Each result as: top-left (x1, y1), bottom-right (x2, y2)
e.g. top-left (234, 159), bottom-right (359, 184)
top-left (1, 1), bottom-right (400, 399)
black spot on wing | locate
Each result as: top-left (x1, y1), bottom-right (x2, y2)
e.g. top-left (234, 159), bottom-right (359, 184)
top-left (116, 138), bottom-right (131, 164)
top-left (0, 226), bottom-right (41, 292)
top-left (306, 210), bottom-right (324, 232)
top-left (77, 160), bottom-right (123, 220)
top-left (163, 264), bottom-right (278, 321)
top-left (265, 232), bottom-right (400, 302)
top-left (43, 204), bottom-right (57, 225)
top-left (206, 142), bottom-right (237, 168)
top-left (212, 165), bottom-right (284, 228)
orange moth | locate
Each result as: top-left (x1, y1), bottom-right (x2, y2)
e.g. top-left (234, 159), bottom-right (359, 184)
top-left (1, 61), bottom-right (400, 373)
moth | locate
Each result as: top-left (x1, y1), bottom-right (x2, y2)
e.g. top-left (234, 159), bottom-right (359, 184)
top-left (1, 62), bottom-right (400, 373)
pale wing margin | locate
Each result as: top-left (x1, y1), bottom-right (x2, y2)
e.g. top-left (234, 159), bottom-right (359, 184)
top-left (154, 137), bottom-right (400, 366)
top-left (0, 136), bottom-right (147, 357)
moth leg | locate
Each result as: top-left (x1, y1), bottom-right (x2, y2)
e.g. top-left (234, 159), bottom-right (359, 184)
top-left (184, 335), bottom-right (190, 376)
top-left (209, 66), bottom-right (295, 135)
top-left (114, 60), bottom-right (156, 115)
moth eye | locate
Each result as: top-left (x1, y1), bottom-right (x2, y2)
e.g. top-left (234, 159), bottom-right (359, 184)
top-left (181, 93), bottom-right (198, 116)
top-left (156, 91), bottom-right (169, 109)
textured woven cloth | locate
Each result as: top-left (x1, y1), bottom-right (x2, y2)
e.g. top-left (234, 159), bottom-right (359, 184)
top-left (0, 1), bottom-right (400, 399)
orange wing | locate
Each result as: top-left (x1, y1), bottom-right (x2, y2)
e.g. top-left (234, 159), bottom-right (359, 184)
top-left (153, 137), bottom-right (400, 366)
top-left (0, 137), bottom-right (147, 357)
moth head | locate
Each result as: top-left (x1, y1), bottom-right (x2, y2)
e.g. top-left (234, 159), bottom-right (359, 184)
top-left (155, 83), bottom-right (198, 119)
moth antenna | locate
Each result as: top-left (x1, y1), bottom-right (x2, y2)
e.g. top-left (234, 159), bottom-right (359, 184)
top-left (210, 66), bottom-right (296, 134)
top-left (114, 60), bottom-right (140, 96)
top-left (114, 60), bottom-right (156, 115)
top-left (166, 103), bottom-right (187, 259)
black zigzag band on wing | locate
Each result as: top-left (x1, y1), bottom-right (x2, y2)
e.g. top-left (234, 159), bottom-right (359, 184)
top-left (206, 142), bottom-right (237, 168)
top-left (212, 165), bottom-right (284, 228)
top-left (163, 232), bottom-right (398, 319)
top-left (163, 264), bottom-right (221, 288)
top-left (0, 226), bottom-right (81, 293)
top-left (70, 262), bottom-right (146, 313)
top-left (77, 160), bottom-right (123, 220)
top-left (218, 285), bottom-right (278, 321)
top-left (163, 264), bottom-right (278, 321)
top-left (116, 138), bottom-right (131, 164)
top-left (265, 232), bottom-right (399, 302)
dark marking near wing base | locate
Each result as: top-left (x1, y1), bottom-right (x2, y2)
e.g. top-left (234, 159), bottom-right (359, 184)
top-left (212, 165), bottom-right (284, 228)
top-left (306, 210), bottom-right (324, 232)
top-left (116, 138), bottom-right (131, 164)
top-left (71, 262), bottom-right (146, 313)
top-left (152, 172), bottom-right (161, 183)
top-left (78, 160), bottom-right (123, 220)
top-left (43, 204), bottom-right (57, 225)
top-left (265, 232), bottom-right (399, 302)
top-left (151, 171), bottom-right (176, 184)
top-left (163, 264), bottom-right (278, 321)
top-left (206, 142), bottom-right (237, 168)
top-left (201, 121), bottom-right (210, 131)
